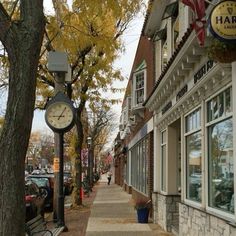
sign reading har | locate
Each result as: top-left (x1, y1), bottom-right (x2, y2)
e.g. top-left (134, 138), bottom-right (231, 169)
top-left (210, 0), bottom-right (236, 41)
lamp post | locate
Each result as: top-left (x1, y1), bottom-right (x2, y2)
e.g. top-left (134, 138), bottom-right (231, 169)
top-left (47, 52), bottom-right (73, 231)
top-left (57, 132), bottom-right (65, 227)
top-left (87, 137), bottom-right (93, 187)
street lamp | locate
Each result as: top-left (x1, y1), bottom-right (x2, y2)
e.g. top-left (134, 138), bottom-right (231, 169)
top-left (87, 137), bottom-right (93, 187)
top-left (87, 137), bottom-right (92, 146)
top-left (47, 52), bottom-right (71, 231)
top-left (45, 92), bottom-right (75, 231)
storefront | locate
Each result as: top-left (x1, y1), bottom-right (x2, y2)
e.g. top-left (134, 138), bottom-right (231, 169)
top-left (124, 119), bottom-right (154, 200)
top-left (146, 51), bottom-right (236, 234)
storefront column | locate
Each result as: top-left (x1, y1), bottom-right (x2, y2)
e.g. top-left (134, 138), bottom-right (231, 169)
top-left (167, 125), bottom-right (178, 194)
top-left (153, 126), bottom-right (159, 192)
top-left (180, 114), bottom-right (185, 201)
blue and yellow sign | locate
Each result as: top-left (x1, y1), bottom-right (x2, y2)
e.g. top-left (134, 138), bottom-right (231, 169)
top-left (209, 0), bottom-right (236, 41)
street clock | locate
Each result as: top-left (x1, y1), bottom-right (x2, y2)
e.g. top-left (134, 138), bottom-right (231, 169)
top-left (45, 92), bottom-right (75, 133)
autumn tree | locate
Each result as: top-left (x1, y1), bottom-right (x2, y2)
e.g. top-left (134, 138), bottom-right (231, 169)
top-left (86, 104), bottom-right (117, 184)
top-left (26, 131), bottom-right (54, 169)
top-left (26, 132), bottom-right (42, 170)
top-left (39, 133), bottom-right (54, 166)
top-left (36, 0), bottom-right (144, 206)
top-left (0, 1), bottom-right (45, 235)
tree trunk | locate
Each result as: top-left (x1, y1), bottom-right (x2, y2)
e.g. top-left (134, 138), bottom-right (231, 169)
top-left (71, 116), bottom-right (84, 206)
top-left (0, 1), bottom-right (45, 235)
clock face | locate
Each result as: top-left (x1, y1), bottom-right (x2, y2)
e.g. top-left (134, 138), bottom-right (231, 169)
top-left (46, 102), bottom-right (74, 130)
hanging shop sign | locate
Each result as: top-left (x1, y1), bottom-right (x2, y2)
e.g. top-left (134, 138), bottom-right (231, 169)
top-left (209, 0), bottom-right (236, 41)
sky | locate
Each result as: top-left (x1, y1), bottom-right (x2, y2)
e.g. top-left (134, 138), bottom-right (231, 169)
top-left (32, 1), bottom-right (146, 134)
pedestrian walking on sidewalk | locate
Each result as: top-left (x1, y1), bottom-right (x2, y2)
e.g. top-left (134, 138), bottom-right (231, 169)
top-left (107, 170), bottom-right (112, 185)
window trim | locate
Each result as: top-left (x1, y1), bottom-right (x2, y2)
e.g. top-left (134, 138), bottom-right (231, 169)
top-left (132, 69), bottom-right (147, 108)
top-left (184, 107), bottom-right (203, 206)
top-left (205, 86), bottom-right (234, 219)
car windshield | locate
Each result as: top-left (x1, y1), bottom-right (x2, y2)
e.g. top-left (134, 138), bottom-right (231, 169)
top-left (30, 177), bottom-right (49, 188)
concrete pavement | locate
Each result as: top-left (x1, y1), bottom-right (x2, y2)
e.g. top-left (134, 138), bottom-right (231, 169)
top-left (85, 175), bottom-right (172, 236)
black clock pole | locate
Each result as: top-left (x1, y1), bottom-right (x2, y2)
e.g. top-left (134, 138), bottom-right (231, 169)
top-left (57, 132), bottom-right (67, 229)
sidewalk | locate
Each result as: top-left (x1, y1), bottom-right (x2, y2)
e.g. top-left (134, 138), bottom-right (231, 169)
top-left (59, 175), bottom-right (172, 236)
top-left (59, 184), bottom-right (97, 236)
top-left (86, 175), bottom-right (172, 236)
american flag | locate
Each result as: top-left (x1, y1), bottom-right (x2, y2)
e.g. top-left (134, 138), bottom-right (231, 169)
top-left (182, 0), bottom-right (206, 46)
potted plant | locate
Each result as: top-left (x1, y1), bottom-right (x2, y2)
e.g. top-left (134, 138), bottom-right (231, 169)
top-left (207, 38), bottom-right (236, 63)
top-left (134, 199), bottom-right (151, 223)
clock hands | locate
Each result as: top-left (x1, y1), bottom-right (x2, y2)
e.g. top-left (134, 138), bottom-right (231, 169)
top-left (52, 115), bottom-right (65, 118)
top-left (58, 107), bottom-right (67, 120)
top-left (46, 97), bottom-right (74, 132)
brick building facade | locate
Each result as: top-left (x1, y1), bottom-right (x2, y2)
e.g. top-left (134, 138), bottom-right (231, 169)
top-left (114, 35), bottom-right (155, 206)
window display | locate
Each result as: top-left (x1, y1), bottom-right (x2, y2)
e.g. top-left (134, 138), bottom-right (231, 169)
top-left (185, 109), bottom-right (202, 202)
top-left (186, 132), bottom-right (202, 202)
top-left (207, 88), bottom-right (234, 214)
top-left (208, 118), bottom-right (234, 213)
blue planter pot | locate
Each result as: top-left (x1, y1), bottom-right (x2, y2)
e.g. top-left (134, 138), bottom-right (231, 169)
top-left (137, 207), bottom-right (149, 223)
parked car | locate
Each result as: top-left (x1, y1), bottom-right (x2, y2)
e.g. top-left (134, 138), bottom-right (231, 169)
top-left (25, 180), bottom-right (47, 222)
top-left (64, 171), bottom-right (73, 195)
top-left (26, 174), bottom-right (54, 210)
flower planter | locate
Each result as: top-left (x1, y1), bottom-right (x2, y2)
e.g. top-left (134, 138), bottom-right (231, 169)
top-left (211, 49), bottom-right (236, 63)
top-left (207, 39), bottom-right (236, 63)
top-left (136, 207), bottom-right (149, 223)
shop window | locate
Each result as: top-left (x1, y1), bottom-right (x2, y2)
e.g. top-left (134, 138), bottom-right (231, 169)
top-left (161, 130), bottom-right (167, 192)
top-left (130, 137), bottom-right (149, 194)
top-left (186, 109), bottom-right (201, 132)
top-left (185, 108), bottom-right (202, 202)
top-left (208, 118), bottom-right (233, 213)
top-left (207, 88), bottom-right (233, 214)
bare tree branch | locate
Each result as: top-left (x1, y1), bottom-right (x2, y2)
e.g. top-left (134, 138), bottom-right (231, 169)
top-left (9, 0), bottom-right (19, 19)
top-left (0, 3), bottom-right (12, 48)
